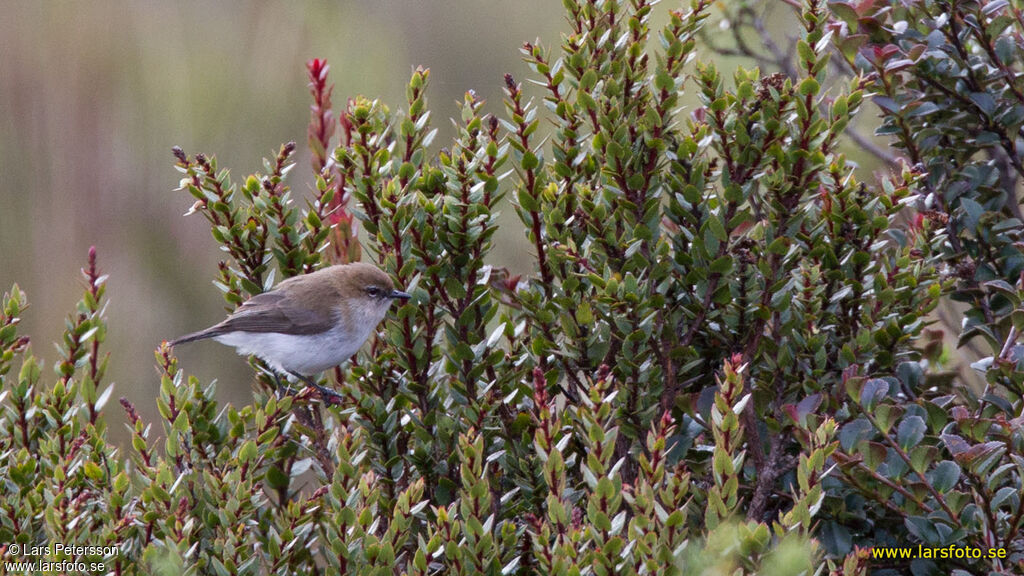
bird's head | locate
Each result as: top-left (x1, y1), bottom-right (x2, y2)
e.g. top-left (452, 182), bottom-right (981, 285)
top-left (330, 262), bottom-right (411, 319)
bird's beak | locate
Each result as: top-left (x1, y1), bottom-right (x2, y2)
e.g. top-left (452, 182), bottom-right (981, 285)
top-left (389, 289), bottom-right (412, 300)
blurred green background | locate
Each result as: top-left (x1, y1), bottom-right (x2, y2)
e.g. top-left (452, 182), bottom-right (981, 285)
top-left (0, 0), bottom-right (566, 427)
top-left (4, 1), bottom-right (966, 437)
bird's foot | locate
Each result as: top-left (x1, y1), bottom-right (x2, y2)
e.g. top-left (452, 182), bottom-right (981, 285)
top-left (307, 382), bottom-right (345, 406)
top-left (271, 374), bottom-right (297, 397)
top-left (287, 371), bottom-right (345, 406)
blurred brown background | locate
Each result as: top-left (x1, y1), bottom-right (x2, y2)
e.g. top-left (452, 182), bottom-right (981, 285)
top-left (0, 0), bottom-right (566, 429)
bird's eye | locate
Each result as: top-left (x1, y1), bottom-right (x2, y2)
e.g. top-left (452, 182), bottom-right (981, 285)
top-left (365, 286), bottom-right (382, 297)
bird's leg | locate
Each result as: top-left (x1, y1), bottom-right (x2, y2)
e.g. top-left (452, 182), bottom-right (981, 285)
top-left (271, 373), bottom-right (298, 398)
top-left (287, 371), bottom-right (345, 405)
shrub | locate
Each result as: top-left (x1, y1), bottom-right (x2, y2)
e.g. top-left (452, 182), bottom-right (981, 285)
top-left (1, 0), bottom-right (1021, 575)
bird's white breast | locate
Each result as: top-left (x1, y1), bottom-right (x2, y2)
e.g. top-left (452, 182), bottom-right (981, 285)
top-left (213, 316), bottom-right (378, 376)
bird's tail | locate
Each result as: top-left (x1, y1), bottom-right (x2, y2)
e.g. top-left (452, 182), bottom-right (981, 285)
top-left (169, 327), bottom-right (219, 348)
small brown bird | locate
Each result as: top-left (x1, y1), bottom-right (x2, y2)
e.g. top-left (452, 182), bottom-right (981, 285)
top-left (171, 262), bottom-right (410, 398)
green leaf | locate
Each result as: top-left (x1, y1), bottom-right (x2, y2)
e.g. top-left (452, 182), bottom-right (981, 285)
top-left (931, 461), bottom-right (961, 493)
top-left (707, 213), bottom-right (727, 242)
top-left (84, 461), bottom-right (105, 481)
top-left (839, 418), bottom-right (873, 452)
top-left (767, 237), bottom-right (790, 255)
top-left (517, 188), bottom-right (539, 212)
top-left (960, 197), bottom-right (984, 230)
top-left (267, 465), bottom-right (290, 489)
top-left (798, 77), bottom-right (820, 96)
top-left (896, 416), bottom-right (926, 451)
top-left (238, 440), bottom-right (258, 463)
top-left (521, 151), bottom-right (539, 171)
top-left (709, 256), bottom-right (733, 274)
top-left (797, 40), bottom-right (815, 64)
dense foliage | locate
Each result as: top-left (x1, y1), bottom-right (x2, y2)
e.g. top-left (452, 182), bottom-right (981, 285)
top-left (2, 1), bottom-right (1023, 574)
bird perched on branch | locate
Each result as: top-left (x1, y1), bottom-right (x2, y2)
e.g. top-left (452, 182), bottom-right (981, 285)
top-left (170, 262), bottom-right (411, 400)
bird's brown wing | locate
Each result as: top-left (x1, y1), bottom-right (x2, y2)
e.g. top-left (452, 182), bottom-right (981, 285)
top-left (213, 290), bottom-right (336, 336)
